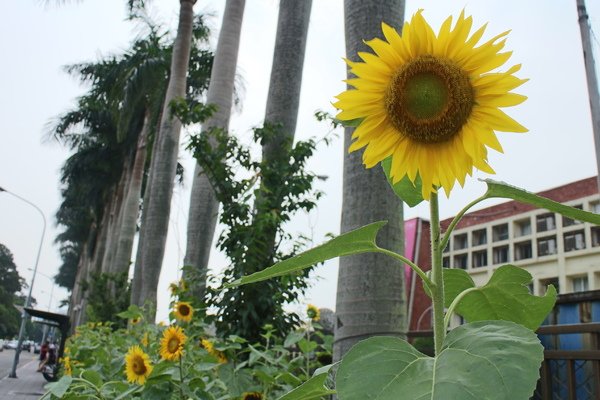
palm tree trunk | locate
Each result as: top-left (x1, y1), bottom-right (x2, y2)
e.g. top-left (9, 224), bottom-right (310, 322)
top-left (184, 0), bottom-right (246, 299)
top-left (111, 112), bottom-right (149, 277)
top-left (251, 0), bottom-right (312, 269)
top-left (262, 0), bottom-right (312, 160)
top-left (100, 155), bottom-right (132, 274)
top-left (334, 0), bottom-right (406, 361)
top-left (131, 0), bottom-right (196, 320)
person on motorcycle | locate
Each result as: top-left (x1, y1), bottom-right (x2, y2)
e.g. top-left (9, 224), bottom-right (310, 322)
top-left (37, 342), bottom-right (56, 372)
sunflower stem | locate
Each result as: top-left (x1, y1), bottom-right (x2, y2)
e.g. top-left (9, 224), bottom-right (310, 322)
top-left (179, 356), bottom-right (184, 400)
top-left (429, 191), bottom-right (445, 355)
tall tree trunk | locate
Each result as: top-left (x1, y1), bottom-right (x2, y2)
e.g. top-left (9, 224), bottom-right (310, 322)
top-left (251, 0), bottom-right (312, 268)
top-left (334, 0), bottom-right (406, 361)
top-left (184, 0), bottom-right (246, 299)
top-left (262, 0), bottom-right (312, 160)
top-left (111, 113), bottom-right (150, 277)
top-left (131, 0), bottom-right (196, 320)
top-left (100, 155), bottom-right (132, 274)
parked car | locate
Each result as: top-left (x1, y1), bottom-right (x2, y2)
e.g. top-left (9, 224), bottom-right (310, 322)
top-left (0, 339), bottom-right (4, 351)
top-left (33, 342), bottom-right (41, 354)
top-left (6, 340), bottom-right (18, 349)
top-left (21, 340), bottom-right (33, 351)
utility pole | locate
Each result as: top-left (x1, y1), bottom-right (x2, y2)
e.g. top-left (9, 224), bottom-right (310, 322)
top-left (577, 0), bottom-right (600, 191)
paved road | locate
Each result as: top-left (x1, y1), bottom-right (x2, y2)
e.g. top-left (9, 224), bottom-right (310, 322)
top-left (0, 349), bottom-right (37, 379)
top-left (0, 354), bottom-right (47, 400)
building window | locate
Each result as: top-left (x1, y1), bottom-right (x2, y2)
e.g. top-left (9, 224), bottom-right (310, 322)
top-left (562, 205), bottom-right (583, 227)
top-left (592, 227), bottom-right (600, 247)
top-left (493, 246), bottom-right (509, 264)
top-left (536, 213), bottom-right (556, 232)
top-left (492, 224), bottom-right (509, 242)
top-left (537, 236), bottom-right (557, 257)
top-left (564, 230), bottom-right (586, 252)
top-left (514, 218), bottom-right (531, 237)
top-left (454, 254), bottom-right (468, 269)
top-left (454, 233), bottom-right (468, 250)
top-left (442, 257), bottom-right (450, 268)
top-left (472, 250), bottom-right (488, 268)
top-left (591, 201), bottom-right (600, 214)
top-left (472, 229), bottom-right (487, 246)
top-left (540, 277), bottom-right (559, 295)
top-left (572, 276), bottom-right (589, 292)
top-left (514, 241), bottom-right (532, 260)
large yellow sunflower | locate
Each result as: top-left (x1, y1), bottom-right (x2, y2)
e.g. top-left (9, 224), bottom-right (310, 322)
top-left (173, 301), bottom-right (194, 322)
top-left (334, 10), bottom-right (527, 199)
top-left (124, 346), bottom-right (153, 385)
top-left (160, 325), bottom-right (186, 361)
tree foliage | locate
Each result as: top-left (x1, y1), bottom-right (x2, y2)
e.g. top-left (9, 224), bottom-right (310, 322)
top-left (0, 244), bottom-right (25, 337)
top-left (50, 16), bottom-right (214, 293)
top-left (187, 124), bottom-right (327, 343)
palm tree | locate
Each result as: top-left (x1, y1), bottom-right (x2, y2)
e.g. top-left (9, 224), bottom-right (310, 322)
top-left (334, 0), bottom-right (407, 361)
top-left (245, 0), bottom-right (313, 278)
top-left (131, 0), bottom-right (198, 320)
top-left (184, 0), bottom-right (246, 300)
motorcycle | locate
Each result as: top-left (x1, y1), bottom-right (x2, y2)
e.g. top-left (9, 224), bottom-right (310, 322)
top-left (41, 362), bottom-right (59, 382)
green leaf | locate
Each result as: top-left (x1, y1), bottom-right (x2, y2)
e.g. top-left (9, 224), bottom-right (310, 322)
top-left (440, 268), bottom-right (475, 307)
top-left (227, 222), bottom-right (387, 286)
top-left (337, 321), bottom-right (543, 400)
top-left (284, 330), bottom-right (305, 348)
top-left (485, 179), bottom-right (600, 224)
top-left (381, 157), bottom-right (424, 207)
top-left (444, 265), bottom-right (556, 330)
top-left (278, 368), bottom-right (335, 400)
top-left (82, 369), bottom-right (103, 387)
top-left (46, 375), bottom-right (73, 397)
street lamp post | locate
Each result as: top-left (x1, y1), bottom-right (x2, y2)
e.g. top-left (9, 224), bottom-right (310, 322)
top-left (0, 186), bottom-right (47, 379)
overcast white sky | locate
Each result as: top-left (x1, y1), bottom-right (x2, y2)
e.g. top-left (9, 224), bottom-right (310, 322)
top-left (1, 0), bottom-right (600, 323)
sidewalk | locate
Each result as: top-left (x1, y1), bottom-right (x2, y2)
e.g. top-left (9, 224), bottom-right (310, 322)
top-left (0, 357), bottom-right (48, 400)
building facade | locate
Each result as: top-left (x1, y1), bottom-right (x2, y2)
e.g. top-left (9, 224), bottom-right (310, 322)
top-left (405, 176), bottom-right (600, 332)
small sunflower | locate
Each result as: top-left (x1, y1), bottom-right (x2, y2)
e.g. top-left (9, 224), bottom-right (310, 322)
top-left (306, 304), bottom-right (320, 322)
top-left (241, 392), bottom-right (263, 400)
top-left (173, 301), bottom-right (194, 322)
top-left (200, 338), bottom-right (215, 354)
top-left (124, 346), bottom-right (153, 385)
top-left (200, 339), bottom-right (228, 363)
top-left (334, 10), bottom-right (527, 199)
top-left (60, 357), bottom-right (72, 376)
top-left (160, 326), bottom-right (186, 361)
top-left (131, 316), bottom-right (142, 325)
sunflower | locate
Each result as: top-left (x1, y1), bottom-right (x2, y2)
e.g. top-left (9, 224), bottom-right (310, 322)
top-left (60, 356), bottom-right (72, 376)
top-left (200, 338), bottom-right (228, 363)
top-left (124, 346), bottom-right (153, 385)
top-left (241, 392), bottom-right (263, 400)
top-left (160, 326), bottom-right (186, 361)
top-left (306, 304), bottom-right (320, 322)
top-left (173, 301), bottom-right (194, 322)
top-left (131, 316), bottom-right (142, 325)
top-left (334, 10), bottom-right (527, 199)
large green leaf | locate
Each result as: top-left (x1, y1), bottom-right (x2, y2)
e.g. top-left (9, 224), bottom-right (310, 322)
top-left (277, 367), bottom-right (336, 400)
top-left (443, 266), bottom-right (556, 330)
top-left (381, 157), bottom-right (424, 207)
top-left (336, 321), bottom-right (543, 400)
top-left (227, 222), bottom-right (387, 286)
top-left (485, 179), bottom-right (600, 224)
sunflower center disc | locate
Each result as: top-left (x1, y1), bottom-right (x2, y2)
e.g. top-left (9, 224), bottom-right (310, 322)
top-left (168, 338), bottom-right (179, 353)
top-left (385, 55), bottom-right (474, 143)
top-left (179, 305), bottom-right (189, 316)
top-left (133, 358), bottom-right (146, 374)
